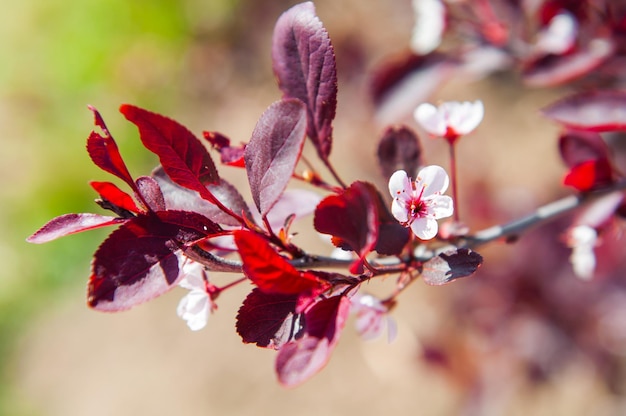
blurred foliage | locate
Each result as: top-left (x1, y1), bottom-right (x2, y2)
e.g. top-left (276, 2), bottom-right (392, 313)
top-left (0, 0), bottom-right (249, 413)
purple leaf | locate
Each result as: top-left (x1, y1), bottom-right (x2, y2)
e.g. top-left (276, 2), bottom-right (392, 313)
top-left (244, 99), bottom-right (307, 216)
top-left (541, 90), bottom-right (626, 132)
top-left (377, 125), bottom-right (422, 183)
top-left (88, 210), bottom-right (221, 311)
top-left (153, 167), bottom-right (252, 227)
top-left (558, 129), bottom-right (610, 168)
top-left (27, 213), bottom-right (125, 244)
top-left (370, 52), bottom-right (459, 125)
top-left (272, 1), bottom-right (337, 159)
top-left (275, 295), bottom-right (350, 387)
top-left (314, 181), bottom-right (379, 272)
top-left (135, 176), bottom-right (166, 212)
top-left (86, 106), bottom-right (136, 190)
top-left (421, 248), bottom-right (483, 286)
top-left (120, 105), bottom-right (220, 203)
top-left (523, 39), bottom-right (614, 87)
top-left (236, 288), bottom-right (303, 349)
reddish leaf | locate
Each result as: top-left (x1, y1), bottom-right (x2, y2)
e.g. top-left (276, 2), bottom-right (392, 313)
top-left (120, 105), bottom-right (220, 203)
top-left (564, 159), bottom-right (614, 191)
top-left (203, 131), bottom-right (246, 167)
top-left (244, 99), bottom-right (307, 216)
top-left (272, 1), bottom-right (337, 159)
top-left (377, 125), bottom-right (422, 179)
top-left (370, 52), bottom-right (459, 125)
top-left (90, 181), bottom-right (142, 214)
top-left (275, 295), bottom-right (350, 387)
top-left (234, 230), bottom-right (329, 297)
top-left (523, 39), bottom-right (614, 87)
top-left (135, 176), bottom-right (166, 212)
top-left (421, 248), bottom-right (483, 285)
top-left (541, 90), bottom-right (626, 132)
top-left (88, 211), bottom-right (221, 311)
top-left (27, 213), bottom-right (125, 244)
top-left (371, 189), bottom-right (410, 256)
top-left (314, 181), bottom-right (379, 272)
top-left (153, 167), bottom-right (252, 227)
top-left (236, 288), bottom-right (303, 349)
top-left (86, 106), bottom-right (136, 189)
top-left (558, 129), bottom-right (611, 168)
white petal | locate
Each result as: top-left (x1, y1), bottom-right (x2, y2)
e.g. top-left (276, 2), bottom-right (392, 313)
top-left (427, 195), bottom-right (454, 219)
top-left (410, 0), bottom-right (445, 55)
top-left (414, 103), bottom-right (446, 136)
top-left (177, 290), bottom-right (210, 331)
top-left (388, 170), bottom-right (411, 198)
top-left (416, 165), bottom-right (449, 196)
top-left (391, 199), bottom-right (409, 223)
top-left (410, 217), bottom-right (438, 240)
top-left (570, 247), bottom-right (596, 280)
top-left (178, 261), bottom-right (206, 290)
top-left (451, 100), bottom-right (484, 135)
top-left (536, 12), bottom-right (577, 54)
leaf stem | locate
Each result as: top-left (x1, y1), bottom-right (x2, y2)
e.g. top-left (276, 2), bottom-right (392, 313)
top-left (449, 142), bottom-right (460, 222)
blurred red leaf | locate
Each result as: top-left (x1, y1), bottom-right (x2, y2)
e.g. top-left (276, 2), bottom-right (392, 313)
top-left (558, 129), bottom-right (611, 168)
top-left (564, 159), bottom-right (614, 191)
top-left (542, 90), bottom-right (626, 132)
top-left (377, 125), bottom-right (422, 179)
top-left (244, 99), bottom-right (307, 216)
top-left (272, 1), bottom-right (337, 159)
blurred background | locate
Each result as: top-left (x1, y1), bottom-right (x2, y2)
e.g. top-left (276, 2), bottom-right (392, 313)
top-left (3, 0), bottom-right (626, 415)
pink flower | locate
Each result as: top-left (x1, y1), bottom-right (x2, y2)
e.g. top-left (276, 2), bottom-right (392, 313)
top-left (388, 166), bottom-right (454, 240)
top-left (414, 100), bottom-right (484, 142)
top-left (565, 225), bottom-right (597, 280)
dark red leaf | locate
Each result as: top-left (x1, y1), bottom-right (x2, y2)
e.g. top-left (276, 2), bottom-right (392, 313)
top-left (563, 159), bottom-right (614, 191)
top-left (523, 39), bottom-right (614, 87)
top-left (203, 131), bottom-right (246, 167)
top-left (86, 106), bottom-right (136, 189)
top-left (135, 176), bottom-right (166, 212)
top-left (90, 181), bottom-right (142, 214)
top-left (236, 288), bottom-right (303, 349)
top-left (272, 1), bottom-right (337, 159)
top-left (153, 167), bottom-right (252, 227)
top-left (370, 52), bottom-right (459, 125)
top-left (234, 230), bottom-right (329, 297)
top-left (314, 181), bottom-right (379, 272)
top-left (542, 90), bottom-right (626, 132)
top-left (244, 99), bottom-right (307, 216)
top-left (421, 248), bottom-right (483, 285)
top-left (558, 129), bottom-right (611, 168)
top-left (275, 295), bottom-right (350, 387)
top-left (88, 210), bottom-right (221, 311)
top-left (120, 105), bottom-right (220, 203)
top-left (377, 125), bottom-right (422, 179)
top-left (27, 213), bottom-right (125, 244)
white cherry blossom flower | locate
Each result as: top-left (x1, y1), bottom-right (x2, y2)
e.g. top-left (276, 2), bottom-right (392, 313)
top-left (388, 166), bottom-right (454, 240)
top-left (535, 12), bottom-right (578, 55)
top-left (414, 100), bottom-right (484, 141)
top-left (566, 225), bottom-right (597, 280)
top-left (411, 0), bottom-right (446, 55)
top-left (177, 261), bottom-right (214, 331)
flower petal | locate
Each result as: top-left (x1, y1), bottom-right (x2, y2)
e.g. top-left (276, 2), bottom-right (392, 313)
top-left (416, 165), bottom-right (449, 196)
top-left (391, 199), bottom-right (409, 223)
top-left (414, 103), bottom-right (446, 136)
top-left (410, 217), bottom-right (438, 240)
top-left (426, 194), bottom-right (454, 219)
top-left (177, 290), bottom-right (211, 331)
top-left (452, 100), bottom-right (484, 135)
top-left (388, 170), bottom-right (411, 199)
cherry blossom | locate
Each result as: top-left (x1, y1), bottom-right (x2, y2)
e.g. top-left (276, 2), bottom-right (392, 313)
top-left (414, 100), bottom-right (484, 142)
top-left (410, 0), bottom-right (446, 55)
top-left (566, 225), bottom-right (597, 280)
top-left (177, 261), bottom-right (215, 331)
top-left (388, 166), bottom-right (454, 240)
top-left (535, 12), bottom-right (578, 55)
